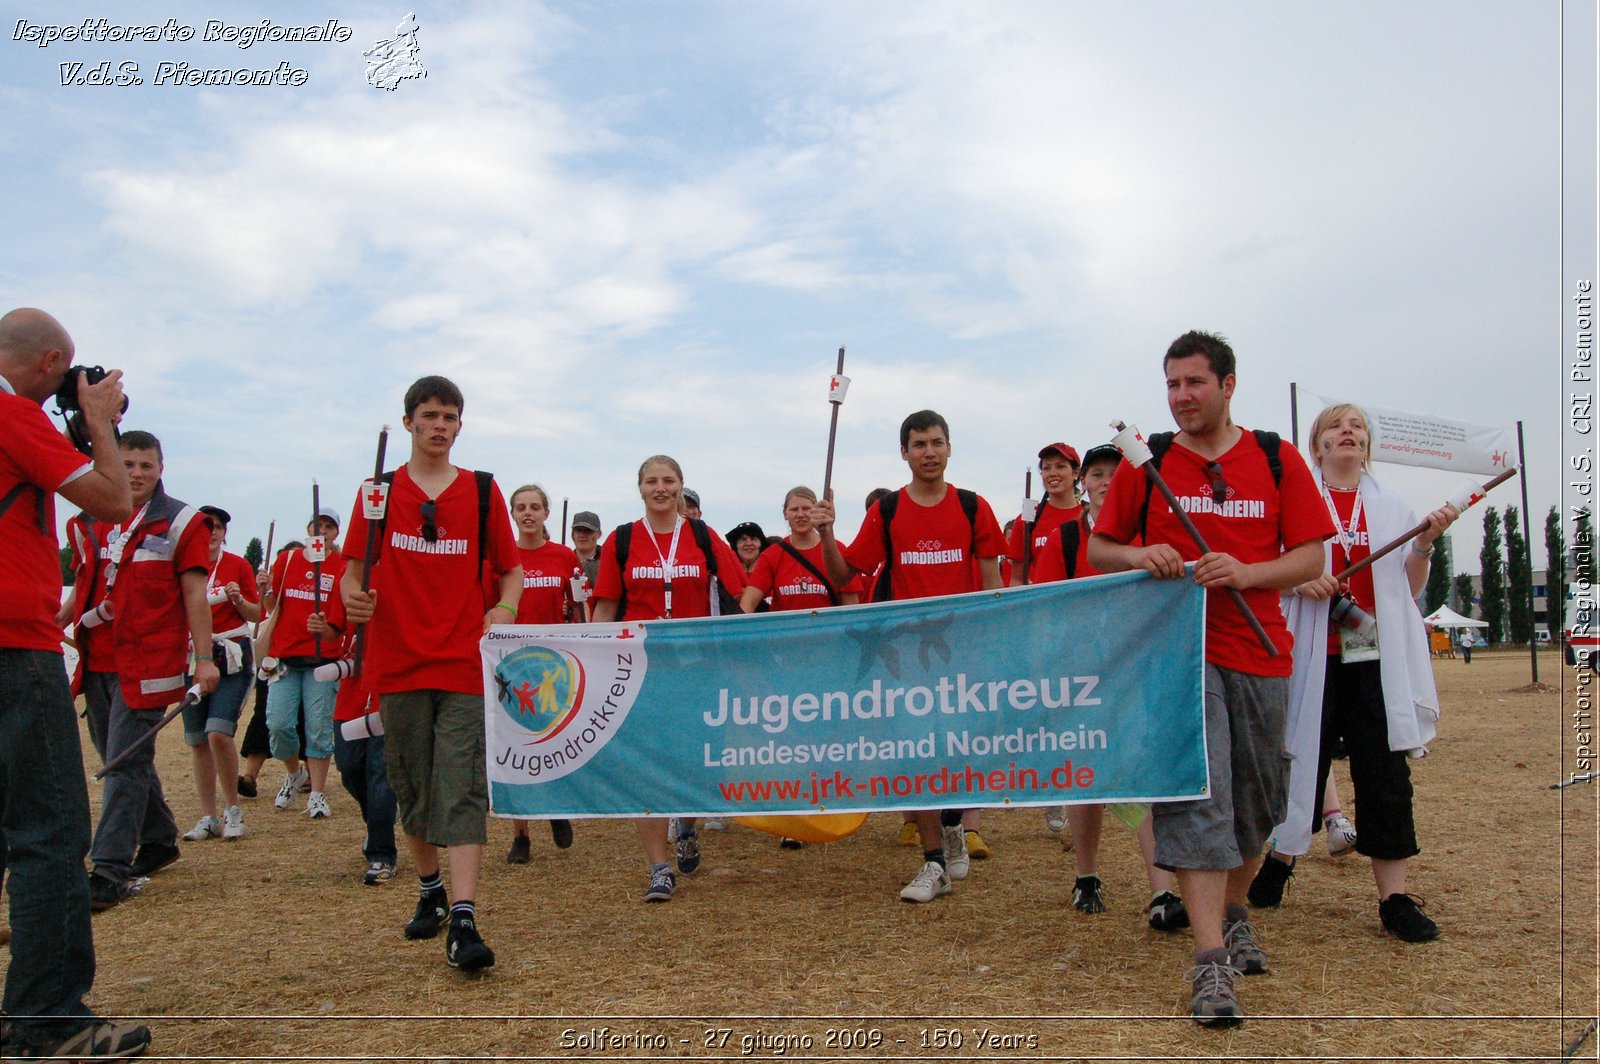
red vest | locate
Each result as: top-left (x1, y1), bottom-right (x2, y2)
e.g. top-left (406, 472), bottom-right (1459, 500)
top-left (109, 490), bottom-right (208, 709)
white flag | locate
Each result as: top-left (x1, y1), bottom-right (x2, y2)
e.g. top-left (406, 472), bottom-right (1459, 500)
top-left (1312, 396), bottom-right (1514, 475)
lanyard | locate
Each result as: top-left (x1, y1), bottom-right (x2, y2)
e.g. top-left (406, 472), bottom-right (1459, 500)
top-left (1319, 482), bottom-right (1364, 569)
top-left (102, 500), bottom-right (153, 590)
top-left (643, 517), bottom-right (685, 618)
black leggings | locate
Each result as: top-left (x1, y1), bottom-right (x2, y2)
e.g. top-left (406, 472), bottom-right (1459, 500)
top-left (1313, 657), bottom-right (1419, 861)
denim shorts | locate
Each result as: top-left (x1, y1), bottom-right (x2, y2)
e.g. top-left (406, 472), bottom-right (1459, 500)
top-left (182, 642), bottom-right (253, 746)
top-left (379, 689), bottom-right (488, 847)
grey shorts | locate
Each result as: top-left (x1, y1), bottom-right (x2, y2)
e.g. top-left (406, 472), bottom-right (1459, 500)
top-left (379, 689), bottom-right (488, 848)
top-left (1153, 663), bottom-right (1290, 872)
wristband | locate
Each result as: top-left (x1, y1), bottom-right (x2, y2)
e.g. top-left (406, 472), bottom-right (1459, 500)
top-left (494, 601), bottom-right (516, 614)
top-left (1411, 541), bottom-right (1432, 557)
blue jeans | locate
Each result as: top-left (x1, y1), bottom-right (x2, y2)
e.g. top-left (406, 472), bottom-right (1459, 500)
top-left (88, 687), bottom-right (179, 882)
top-left (334, 731), bottom-right (398, 864)
top-left (0, 647), bottom-right (97, 1046)
top-left (266, 667), bottom-right (336, 762)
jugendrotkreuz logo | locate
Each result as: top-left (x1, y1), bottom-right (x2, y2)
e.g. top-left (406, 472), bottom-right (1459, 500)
top-left (493, 646), bottom-right (586, 743)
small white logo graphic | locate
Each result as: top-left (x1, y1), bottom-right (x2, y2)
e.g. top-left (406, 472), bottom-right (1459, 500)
top-left (364, 12), bottom-right (425, 91)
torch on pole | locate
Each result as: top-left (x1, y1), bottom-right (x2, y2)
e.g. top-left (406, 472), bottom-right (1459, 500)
top-left (823, 347), bottom-right (848, 502)
top-left (351, 425), bottom-right (390, 678)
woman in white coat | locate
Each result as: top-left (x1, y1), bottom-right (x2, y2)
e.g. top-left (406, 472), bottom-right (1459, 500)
top-left (1249, 403), bottom-right (1460, 942)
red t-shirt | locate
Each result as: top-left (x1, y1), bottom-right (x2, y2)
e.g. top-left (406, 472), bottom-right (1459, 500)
top-left (1324, 486), bottom-right (1375, 655)
top-left (746, 539), bottom-right (862, 612)
top-left (1007, 500), bottom-right (1082, 575)
top-left (268, 546), bottom-right (348, 661)
top-left (516, 540), bottom-right (581, 624)
top-left (593, 519), bottom-right (747, 621)
top-left (67, 513), bottom-right (117, 671)
top-left (841, 485), bottom-right (1006, 601)
top-left (341, 465), bottom-right (519, 694)
top-left (206, 551), bottom-right (260, 637)
top-left (0, 392), bottom-right (90, 651)
top-left (1029, 514), bottom-right (1100, 584)
top-left (331, 631), bottom-right (374, 723)
top-left (1095, 430), bottom-right (1333, 676)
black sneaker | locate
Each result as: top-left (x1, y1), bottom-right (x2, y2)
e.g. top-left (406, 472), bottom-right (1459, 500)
top-left (404, 889), bottom-right (448, 940)
top-left (87, 872), bottom-right (128, 913)
top-left (7, 1017), bottom-right (152, 1059)
top-left (1072, 874), bottom-right (1106, 914)
top-left (129, 842), bottom-right (180, 878)
top-left (550, 819), bottom-right (573, 849)
top-left (1148, 890), bottom-right (1189, 931)
top-left (445, 917), bottom-right (496, 971)
top-left (237, 774), bottom-right (258, 799)
top-left (506, 834), bottom-right (531, 864)
top-left (1247, 854), bottom-right (1295, 908)
top-left (1379, 893), bottom-right (1439, 942)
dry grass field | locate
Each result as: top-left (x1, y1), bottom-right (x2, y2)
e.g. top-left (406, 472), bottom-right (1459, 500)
top-left (6, 647), bottom-right (1595, 1062)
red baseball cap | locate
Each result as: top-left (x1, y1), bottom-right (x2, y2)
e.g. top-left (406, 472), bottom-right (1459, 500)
top-left (1037, 442), bottom-right (1080, 466)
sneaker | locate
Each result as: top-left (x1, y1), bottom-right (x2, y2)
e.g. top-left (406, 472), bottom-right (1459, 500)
top-left (7, 1017), bottom-right (152, 1059)
top-left (1148, 890), bottom-right (1190, 932)
top-left (1224, 915), bottom-right (1269, 974)
top-left (1072, 874), bottom-right (1106, 914)
top-left (778, 836), bottom-right (804, 850)
top-left (129, 842), bottom-right (180, 878)
top-left (404, 889), bottom-right (448, 940)
top-left (305, 791), bottom-right (332, 819)
top-left (1045, 805), bottom-right (1068, 832)
top-left (643, 867), bottom-right (676, 902)
top-left (941, 823), bottom-right (970, 880)
top-left (363, 861), bottom-right (396, 886)
top-left (87, 872), bottom-right (128, 913)
top-left (899, 860), bottom-right (953, 903)
top-left (274, 765), bottom-right (308, 810)
top-left (1379, 893), bottom-right (1439, 942)
top-left (897, 821), bottom-right (919, 847)
top-left (675, 831), bottom-right (702, 875)
top-left (222, 805), bottom-right (246, 840)
top-left (964, 829), bottom-right (990, 860)
top-left (702, 817), bottom-right (725, 830)
top-left (1325, 814), bottom-right (1357, 856)
top-left (506, 834), bottom-right (531, 864)
top-left (445, 916), bottom-right (496, 971)
top-left (1188, 958), bottom-right (1243, 1027)
top-left (182, 815), bottom-right (221, 842)
top-left (550, 819), bottom-right (574, 849)
top-left (236, 774), bottom-right (258, 799)
top-left (1247, 854), bottom-right (1295, 908)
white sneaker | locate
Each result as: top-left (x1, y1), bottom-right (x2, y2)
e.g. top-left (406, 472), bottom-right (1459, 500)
top-left (1045, 805), bottom-right (1068, 832)
top-left (222, 804), bottom-right (245, 840)
top-left (899, 860), bottom-right (953, 903)
top-left (182, 815), bottom-right (221, 841)
top-left (306, 791), bottom-right (332, 819)
top-left (1325, 814), bottom-right (1357, 856)
top-left (702, 817), bottom-right (725, 831)
top-left (274, 765), bottom-right (308, 810)
top-left (941, 823), bottom-right (970, 880)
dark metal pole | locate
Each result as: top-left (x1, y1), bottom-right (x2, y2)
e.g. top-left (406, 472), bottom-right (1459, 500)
top-left (1290, 382), bottom-right (1299, 448)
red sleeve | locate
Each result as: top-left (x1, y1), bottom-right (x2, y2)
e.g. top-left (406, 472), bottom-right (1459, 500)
top-left (747, 545), bottom-right (782, 596)
top-left (342, 486), bottom-right (369, 561)
top-left (269, 550), bottom-right (292, 597)
top-left (971, 496), bottom-right (1007, 560)
top-left (1092, 461), bottom-right (1146, 546)
top-left (231, 555), bottom-right (260, 603)
top-left (1030, 527), bottom-right (1067, 584)
top-left (7, 400), bottom-right (90, 492)
top-left (841, 499), bottom-right (888, 576)
top-left (1006, 517), bottom-right (1029, 563)
top-left (175, 516), bottom-right (211, 573)
top-left (1275, 449), bottom-right (1337, 549)
top-left (322, 554), bottom-right (348, 631)
top-left (593, 526), bottom-right (628, 602)
top-left (484, 479), bottom-right (519, 576)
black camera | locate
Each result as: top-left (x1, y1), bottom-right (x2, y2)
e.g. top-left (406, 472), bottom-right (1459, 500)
top-left (52, 364), bottom-right (127, 457)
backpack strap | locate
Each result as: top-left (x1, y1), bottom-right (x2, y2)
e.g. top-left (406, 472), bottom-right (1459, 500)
top-left (1250, 430), bottom-right (1284, 487)
top-left (475, 470), bottom-right (493, 567)
top-left (0, 481), bottom-right (49, 535)
top-left (1137, 430), bottom-right (1282, 539)
top-left (1137, 432), bottom-right (1176, 542)
top-left (687, 517), bottom-right (742, 616)
top-left (778, 540), bottom-right (840, 606)
top-left (1059, 519), bottom-right (1082, 581)
top-left (872, 491), bottom-right (900, 602)
top-left (610, 521), bottom-right (635, 619)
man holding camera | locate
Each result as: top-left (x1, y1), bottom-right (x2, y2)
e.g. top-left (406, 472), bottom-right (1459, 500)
top-left (0, 307), bottom-right (154, 1059)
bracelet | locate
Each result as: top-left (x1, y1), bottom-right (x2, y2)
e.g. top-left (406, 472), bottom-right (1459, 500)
top-left (1411, 541), bottom-right (1432, 557)
top-left (495, 601), bottom-right (516, 613)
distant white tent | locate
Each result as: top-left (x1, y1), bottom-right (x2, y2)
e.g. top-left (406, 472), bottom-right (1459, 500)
top-left (1423, 605), bottom-right (1487, 629)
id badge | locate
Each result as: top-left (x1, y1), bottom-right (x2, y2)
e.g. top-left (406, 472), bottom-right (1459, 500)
top-left (1340, 621), bottom-right (1380, 663)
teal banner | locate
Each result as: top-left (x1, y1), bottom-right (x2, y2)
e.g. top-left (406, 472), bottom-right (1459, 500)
top-left (481, 571), bottom-right (1207, 818)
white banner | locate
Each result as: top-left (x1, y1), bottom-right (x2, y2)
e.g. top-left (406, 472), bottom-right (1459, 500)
top-left (1311, 395), bottom-right (1515, 475)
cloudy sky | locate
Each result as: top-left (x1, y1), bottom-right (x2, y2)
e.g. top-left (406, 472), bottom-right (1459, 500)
top-left (2, 2), bottom-right (1588, 574)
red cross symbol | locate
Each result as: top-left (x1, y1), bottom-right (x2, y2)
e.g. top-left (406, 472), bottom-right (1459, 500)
top-left (366, 485), bottom-right (385, 508)
top-left (618, 628), bottom-right (636, 639)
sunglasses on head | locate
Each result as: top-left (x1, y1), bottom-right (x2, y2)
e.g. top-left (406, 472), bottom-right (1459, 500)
top-left (419, 499), bottom-right (438, 543)
top-left (1204, 461), bottom-right (1227, 505)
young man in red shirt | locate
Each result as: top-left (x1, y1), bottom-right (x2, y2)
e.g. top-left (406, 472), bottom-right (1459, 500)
top-left (87, 430), bottom-right (221, 910)
top-left (1087, 331), bottom-right (1332, 1026)
top-left (341, 376), bottom-right (521, 972)
top-left (0, 308), bottom-right (155, 1059)
top-left (815, 409), bottom-right (1006, 903)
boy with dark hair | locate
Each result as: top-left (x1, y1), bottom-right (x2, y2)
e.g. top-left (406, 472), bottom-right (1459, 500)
top-left (815, 408), bottom-right (1006, 903)
top-left (341, 375), bottom-right (521, 971)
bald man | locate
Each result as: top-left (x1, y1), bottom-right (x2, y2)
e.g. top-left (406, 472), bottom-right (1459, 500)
top-left (0, 309), bottom-right (154, 1058)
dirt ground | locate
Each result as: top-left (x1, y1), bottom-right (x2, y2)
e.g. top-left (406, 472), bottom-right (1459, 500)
top-left (6, 647), bottom-right (1594, 1062)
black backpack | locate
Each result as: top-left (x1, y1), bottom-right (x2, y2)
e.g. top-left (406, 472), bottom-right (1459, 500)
top-left (1055, 518), bottom-right (1084, 581)
top-left (1138, 430), bottom-right (1283, 539)
top-left (871, 487), bottom-right (979, 603)
top-left (609, 518), bottom-right (742, 618)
